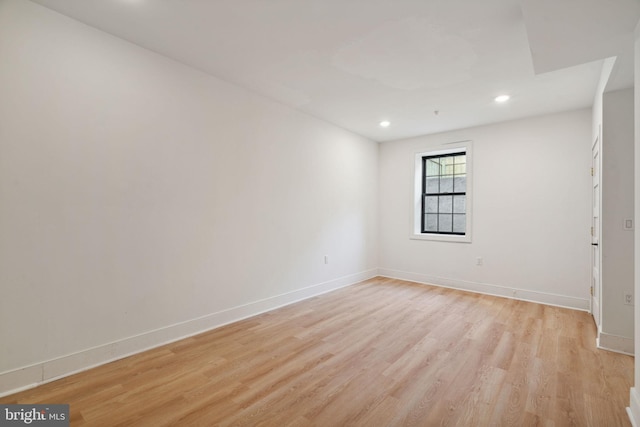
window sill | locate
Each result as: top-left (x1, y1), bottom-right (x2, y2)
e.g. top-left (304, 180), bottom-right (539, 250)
top-left (410, 233), bottom-right (472, 243)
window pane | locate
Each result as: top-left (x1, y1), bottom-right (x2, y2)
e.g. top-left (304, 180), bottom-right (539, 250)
top-left (454, 163), bottom-right (466, 175)
top-left (453, 214), bottom-right (466, 233)
top-left (440, 157), bottom-right (454, 175)
top-left (453, 195), bottom-right (466, 213)
top-left (426, 177), bottom-right (439, 193)
top-left (438, 214), bottom-right (452, 232)
top-left (454, 155), bottom-right (465, 165)
top-left (440, 176), bottom-right (453, 193)
top-left (425, 214), bottom-right (438, 232)
top-left (426, 159), bottom-right (440, 176)
top-left (440, 156), bottom-right (454, 166)
top-left (438, 195), bottom-right (453, 213)
top-left (425, 196), bottom-right (438, 213)
top-left (453, 176), bottom-right (466, 192)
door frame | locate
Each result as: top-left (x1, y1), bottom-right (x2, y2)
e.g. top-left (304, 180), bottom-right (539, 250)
top-left (591, 131), bottom-right (601, 329)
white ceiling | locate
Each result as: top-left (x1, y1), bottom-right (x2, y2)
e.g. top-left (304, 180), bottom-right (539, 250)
top-left (30, 0), bottom-right (640, 142)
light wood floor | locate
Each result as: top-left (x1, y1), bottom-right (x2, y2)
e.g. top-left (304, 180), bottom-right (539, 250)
top-left (1, 277), bottom-right (634, 426)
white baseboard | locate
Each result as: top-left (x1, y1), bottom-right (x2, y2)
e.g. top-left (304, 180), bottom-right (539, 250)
top-left (597, 332), bottom-right (635, 355)
top-left (378, 268), bottom-right (590, 311)
top-left (0, 269), bottom-right (378, 398)
top-left (628, 387), bottom-right (640, 427)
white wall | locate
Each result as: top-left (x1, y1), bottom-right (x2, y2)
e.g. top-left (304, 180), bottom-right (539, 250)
top-left (379, 110), bottom-right (592, 309)
top-left (601, 89), bottom-right (635, 349)
top-left (0, 0), bottom-right (378, 394)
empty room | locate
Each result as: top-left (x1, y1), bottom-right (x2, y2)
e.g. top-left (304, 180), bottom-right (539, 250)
top-left (1, 0), bottom-right (640, 425)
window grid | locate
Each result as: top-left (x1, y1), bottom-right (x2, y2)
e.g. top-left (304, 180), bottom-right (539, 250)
top-left (421, 152), bottom-right (466, 235)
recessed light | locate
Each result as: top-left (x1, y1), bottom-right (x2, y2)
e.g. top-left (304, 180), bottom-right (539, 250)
top-left (379, 120), bottom-right (390, 127)
top-left (494, 95), bottom-right (510, 103)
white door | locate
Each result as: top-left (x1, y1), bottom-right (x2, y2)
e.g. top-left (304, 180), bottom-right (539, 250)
top-left (591, 136), bottom-right (601, 327)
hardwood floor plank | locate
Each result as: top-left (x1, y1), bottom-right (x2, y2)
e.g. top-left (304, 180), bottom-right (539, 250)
top-left (524, 357), bottom-right (555, 418)
top-left (0, 278), bottom-right (633, 426)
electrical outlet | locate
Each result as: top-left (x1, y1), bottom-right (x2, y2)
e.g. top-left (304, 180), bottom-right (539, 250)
top-left (476, 257), bottom-right (483, 266)
top-left (624, 293), bottom-right (633, 305)
top-left (324, 255), bottom-right (329, 265)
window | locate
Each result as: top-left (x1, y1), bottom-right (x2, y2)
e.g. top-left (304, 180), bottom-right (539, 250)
top-left (413, 142), bottom-right (472, 242)
top-left (422, 153), bottom-right (466, 234)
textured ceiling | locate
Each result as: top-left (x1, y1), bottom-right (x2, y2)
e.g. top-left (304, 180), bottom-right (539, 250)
top-left (30, 0), bottom-right (640, 142)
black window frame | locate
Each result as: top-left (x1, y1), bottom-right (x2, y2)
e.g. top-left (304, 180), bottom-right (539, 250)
top-left (421, 151), bottom-right (467, 235)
